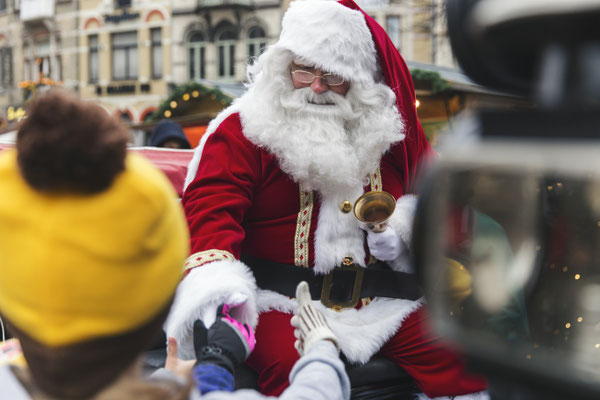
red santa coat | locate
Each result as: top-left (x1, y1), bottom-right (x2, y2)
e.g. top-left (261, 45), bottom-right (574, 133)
top-left (184, 112), bottom-right (415, 268)
top-left (166, 102), bottom-right (432, 363)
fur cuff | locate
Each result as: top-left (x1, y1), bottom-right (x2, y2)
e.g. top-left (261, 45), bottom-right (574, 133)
top-left (384, 194), bottom-right (418, 273)
top-left (164, 259), bottom-right (257, 359)
top-left (388, 194), bottom-right (418, 246)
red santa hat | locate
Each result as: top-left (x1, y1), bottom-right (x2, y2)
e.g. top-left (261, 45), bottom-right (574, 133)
top-left (277, 0), bottom-right (379, 83)
top-left (277, 0), bottom-right (432, 191)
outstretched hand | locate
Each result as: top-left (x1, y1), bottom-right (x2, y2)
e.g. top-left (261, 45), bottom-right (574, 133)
top-left (165, 337), bottom-right (196, 378)
top-left (290, 281), bottom-right (339, 356)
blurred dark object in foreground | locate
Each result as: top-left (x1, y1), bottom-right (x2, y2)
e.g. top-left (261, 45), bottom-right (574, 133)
top-left (414, 1), bottom-right (600, 400)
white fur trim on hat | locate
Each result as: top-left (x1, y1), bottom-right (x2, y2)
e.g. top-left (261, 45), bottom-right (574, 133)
top-left (276, 0), bottom-right (378, 83)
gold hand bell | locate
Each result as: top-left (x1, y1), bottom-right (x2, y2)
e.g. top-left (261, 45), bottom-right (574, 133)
top-left (353, 191), bottom-right (396, 233)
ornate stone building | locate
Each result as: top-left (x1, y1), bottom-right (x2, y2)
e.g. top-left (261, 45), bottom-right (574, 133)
top-left (0, 0), bottom-right (455, 136)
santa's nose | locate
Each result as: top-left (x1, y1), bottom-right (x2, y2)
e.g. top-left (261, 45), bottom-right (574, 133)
top-left (310, 76), bottom-right (329, 94)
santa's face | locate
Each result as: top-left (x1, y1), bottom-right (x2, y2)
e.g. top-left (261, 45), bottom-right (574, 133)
top-left (240, 48), bottom-right (404, 195)
top-left (290, 62), bottom-right (351, 97)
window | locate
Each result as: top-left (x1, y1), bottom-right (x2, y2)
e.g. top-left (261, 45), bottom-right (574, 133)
top-left (112, 31), bottom-right (138, 80)
top-left (247, 26), bottom-right (266, 62)
top-left (151, 28), bottom-right (162, 78)
top-left (215, 26), bottom-right (236, 80)
top-left (89, 34), bottom-right (99, 83)
top-left (0, 0), bottom-right (6, 12)
top-left (55, 54), bottom-right (62, 82)
top-left (0, 48), bottom-right (12, 88)
top-left (386, 16), bottom-right (401, 49)
top-left (187, 31), bottom-right (205, 80)
top-left (115, 0), bottom-right (131, 8)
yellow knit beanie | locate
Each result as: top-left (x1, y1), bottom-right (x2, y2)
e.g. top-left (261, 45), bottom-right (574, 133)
top-left (0, 92), bottom-right (189, 347)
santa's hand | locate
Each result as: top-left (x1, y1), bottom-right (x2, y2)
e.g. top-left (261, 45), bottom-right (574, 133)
top-left (199, 293), bottom-right (248, 328)
top-left (194, 305), bottom-right (255, 374)
top-left (290, 282), bottom-right (339, 356)
top-left (366, 227), bottom-right (405, 261)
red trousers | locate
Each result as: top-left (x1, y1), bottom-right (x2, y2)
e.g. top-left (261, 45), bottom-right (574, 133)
top-left (246, 306), bottom-right (487, 397)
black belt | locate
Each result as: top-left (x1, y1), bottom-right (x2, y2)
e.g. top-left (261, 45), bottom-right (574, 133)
top-left (241, 254), bottom-right (422, 309)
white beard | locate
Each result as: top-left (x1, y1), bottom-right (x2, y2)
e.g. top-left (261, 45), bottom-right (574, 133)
top-left (239, 76), bottom-right (405, 197)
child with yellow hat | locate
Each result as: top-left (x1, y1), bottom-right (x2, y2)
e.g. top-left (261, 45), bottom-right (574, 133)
top-left (0, 90), bottom-right (190, 399)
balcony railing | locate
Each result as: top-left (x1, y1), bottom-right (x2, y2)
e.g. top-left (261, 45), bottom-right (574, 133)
top-left (197, 0), bottom-right (253, 9)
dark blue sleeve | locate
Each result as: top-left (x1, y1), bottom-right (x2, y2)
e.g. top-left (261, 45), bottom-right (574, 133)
top-left (193, 363), bottom-right (235, 394)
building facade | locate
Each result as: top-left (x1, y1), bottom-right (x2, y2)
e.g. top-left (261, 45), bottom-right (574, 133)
top-left (0, 0), bottom-right (454, 134)
top-left (78, 0), bottom-right (172, 128)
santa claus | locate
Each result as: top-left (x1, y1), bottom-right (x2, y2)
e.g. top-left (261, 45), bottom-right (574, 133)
top-left (166, 0), bottom-right (487, 398)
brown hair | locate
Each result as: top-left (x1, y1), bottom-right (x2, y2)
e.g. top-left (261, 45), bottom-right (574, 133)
top-left (16, 90), bottom-right (130, 194)
top-left (7, 299), bottom-right (178, 399)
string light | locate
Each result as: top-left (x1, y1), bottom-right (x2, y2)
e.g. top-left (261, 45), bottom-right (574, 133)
top-left (575, 274), bottom-right (581, 280)
top-left (563, 266), bottom-right (568, 272)
top-left (183, 93), bottom-right (190, 101)
top-left (170, 101), bottom-right (177, 108)
top-left (164, 110), bottom-right (172, 118)
top-left (577, 317), bottom-right (583, 323)
top-left (595, 344), bottom-right (599, 349)
top-left (547, 185), bottom-right (553, 191)
top-left (192, 90), bottom-right (199, 98)
top-left (565, 323), bottom-right (571, 328)
top-left (415, 99), bottom-right (421, 108)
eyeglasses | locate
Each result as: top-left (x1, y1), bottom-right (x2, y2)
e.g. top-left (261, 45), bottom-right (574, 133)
top-left (291, 67), bottom-right (346, 87)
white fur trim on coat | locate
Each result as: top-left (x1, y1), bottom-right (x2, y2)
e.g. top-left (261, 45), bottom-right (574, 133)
top-left (256, 289), bottom-right (423, 364)
top-left (313, 189), bottom-right (367, 273)
top-left (183, 104), bottom-right (240, 192)
top-left (277, 0), bottom-right (378, 83)
top-left (164, 259), bottom-right (257, 359)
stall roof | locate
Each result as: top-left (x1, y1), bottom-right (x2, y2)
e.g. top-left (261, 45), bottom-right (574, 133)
top-left (406, 61), bottom-right (512, 96)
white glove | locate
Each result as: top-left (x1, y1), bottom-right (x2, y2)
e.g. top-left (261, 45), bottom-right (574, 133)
top-left (290, 282), bottom-right (339, 356)
top-left (366, 226), bottom-right (406, 261)
top-left (200, 292), bottom-right (248, 328)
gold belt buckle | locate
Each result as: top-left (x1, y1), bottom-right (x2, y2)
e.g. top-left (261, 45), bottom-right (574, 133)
top-left (320, 257), bottom-right (365, 310)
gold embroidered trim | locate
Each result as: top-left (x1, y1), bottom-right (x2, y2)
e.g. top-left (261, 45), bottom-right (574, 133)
top-left (183, 250), bottom-right (235, 273)
top-left (370, 164), bottom-right (382, 192)
top-left (294, 187), bottom-right (314, 267)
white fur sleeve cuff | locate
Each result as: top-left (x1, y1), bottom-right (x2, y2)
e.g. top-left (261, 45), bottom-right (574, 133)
top-left (163, 259), bottom-right (258, 359)
top-left (387, 194), bottom-right (418, 248)
top-left (385, 194), bottom-right (418, 273)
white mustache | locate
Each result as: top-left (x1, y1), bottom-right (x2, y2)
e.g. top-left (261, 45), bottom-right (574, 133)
top-left (280, 87), bottom-right (357, 121)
